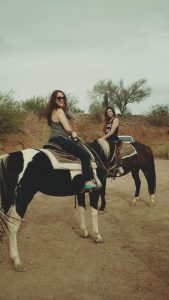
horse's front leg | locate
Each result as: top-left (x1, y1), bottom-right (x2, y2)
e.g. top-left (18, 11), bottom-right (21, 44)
top-left (99, 178), bottom-right (107, 211)
top-left (7, 205), bottom-right (25, 272)
top-left (77, 193), bottom-right (88, 238)
top-left (89, 191), bottom-right (103, 243)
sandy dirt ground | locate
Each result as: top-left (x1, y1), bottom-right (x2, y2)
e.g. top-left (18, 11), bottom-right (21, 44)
top-left (0, 158), bottom-right (169, 300)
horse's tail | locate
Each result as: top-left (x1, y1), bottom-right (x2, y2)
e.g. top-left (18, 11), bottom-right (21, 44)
top-left (0, 154), bottom-right (10, 236)
top-left (144, 146), bottom-right (156, 195)
top-left (0, 154), bottom-right (9, 210)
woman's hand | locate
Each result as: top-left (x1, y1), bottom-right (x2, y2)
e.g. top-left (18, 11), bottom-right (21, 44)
top-left (71, 131), bottom-right (78, 138)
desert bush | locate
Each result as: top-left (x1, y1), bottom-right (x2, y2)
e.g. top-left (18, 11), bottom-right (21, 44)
top-left (0, 91), bottom-right (25, 133)
top-left (22, 93), bottom-right (83, 119)
top-left (22, 96), bottom-right (48, 117)
top-left (88, 100), bottom-right (104, 121)
top-left (149, 104), bottom-right (169, 126)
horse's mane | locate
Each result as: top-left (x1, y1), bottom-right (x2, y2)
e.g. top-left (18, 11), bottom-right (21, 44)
top-left (97, 138), bottom-right (110, 160)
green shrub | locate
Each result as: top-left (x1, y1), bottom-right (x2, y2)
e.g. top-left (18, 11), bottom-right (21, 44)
top-left (0, 91), bottom-right (25, 133)
top-left (22, 96), bottom-right (48, 117)
top-left (88, 100), bottom-right (104, 121)
top-left (149, 104), bottom-right (169, 126)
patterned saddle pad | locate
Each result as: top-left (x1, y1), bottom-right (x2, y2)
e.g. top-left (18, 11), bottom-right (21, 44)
top-left (120, 143), bottom-right (137, 159)
top-left (42, 143), bottom-right (97, 172)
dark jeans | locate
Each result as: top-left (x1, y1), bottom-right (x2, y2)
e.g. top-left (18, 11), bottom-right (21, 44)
top-left (49, 136), bottom-right (92, 181)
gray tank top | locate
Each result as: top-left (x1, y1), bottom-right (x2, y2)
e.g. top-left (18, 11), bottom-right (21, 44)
top-left (49, 120), bottom-right (70, 139)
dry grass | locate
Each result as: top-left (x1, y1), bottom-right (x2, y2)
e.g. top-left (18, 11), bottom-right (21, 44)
top-left (0, 113), bottom-right (169, 158)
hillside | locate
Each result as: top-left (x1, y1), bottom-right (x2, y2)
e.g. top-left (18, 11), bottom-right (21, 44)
top-left (0, 113), bottom-right (169, 158)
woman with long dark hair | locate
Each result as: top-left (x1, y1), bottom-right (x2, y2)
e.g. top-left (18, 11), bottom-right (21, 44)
top-left (101, 106), bottom-right (123, 175)
top-left (46, 90), bottom-right (96, 190)
top-left (102, 107), bottom-right (120, 142)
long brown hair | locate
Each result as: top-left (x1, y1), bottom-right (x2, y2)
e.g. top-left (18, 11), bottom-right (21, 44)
top-left (46, 90), bottom-right (67, 126)
top-left (103, 107), bottom-right (116, 132)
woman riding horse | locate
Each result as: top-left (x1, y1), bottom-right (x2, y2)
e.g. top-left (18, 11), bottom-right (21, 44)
top-left (46, 90), bottom-right (96, 191)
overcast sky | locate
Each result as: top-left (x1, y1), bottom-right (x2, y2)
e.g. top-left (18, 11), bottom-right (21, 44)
top-left (0, 0), bottom-right (169, 114)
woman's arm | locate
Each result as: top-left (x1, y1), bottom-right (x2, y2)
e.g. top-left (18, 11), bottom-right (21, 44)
top-left (54, 109), bottom-right (77, 137)
top-left (102, 118), bottom-right (119, 139)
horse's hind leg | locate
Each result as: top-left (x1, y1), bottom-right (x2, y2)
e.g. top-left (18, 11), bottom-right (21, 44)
top-left (142, 168), bottom-right (155, 206)
top-left (77, 193), bottom-right (88, 238)
top-left (131, 169), bottom-right (141, 205)
top-left (7, 205), bottom-right (25, 272)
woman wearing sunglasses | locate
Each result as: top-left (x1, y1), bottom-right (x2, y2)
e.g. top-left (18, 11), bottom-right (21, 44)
top-left (46, 90), bottom-right (96, 190)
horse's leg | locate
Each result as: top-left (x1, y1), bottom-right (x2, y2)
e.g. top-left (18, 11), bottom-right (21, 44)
top-left (131, 169), bottom-right (141, 205)
top-left (8, 184), bottom-right (38, 271)
top-left (7, 205), bottom-right (25, 272)
top-left (89, 191), bottom-right (103, 243)
top-left (141, 168), bottom-right (155, 207)
top-left (77, 193), bottom-right (88, 238)
top-left (99, 179), bottom-right (107, 211)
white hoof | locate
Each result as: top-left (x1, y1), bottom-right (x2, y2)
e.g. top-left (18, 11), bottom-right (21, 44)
top-left (148, 199), bottom-right (155, 207)
top-left (80, 228), bottom-right (89, 238)
top-left (147, 195), bottom-right (155, 207)
top-left (94, 233), bottom-right (103, 243)
top-left (130, 197), bottom-right (138, 206)
top-left (15, 264), bottom-right (26, 272)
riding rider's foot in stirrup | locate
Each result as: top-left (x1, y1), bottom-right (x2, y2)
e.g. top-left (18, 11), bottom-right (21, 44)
top-left (84, 180), bottom-right (97, 190)
top-left (80, 180), bottom-right (97, 193)
top-left (116, 166), bottom-right (124, 177)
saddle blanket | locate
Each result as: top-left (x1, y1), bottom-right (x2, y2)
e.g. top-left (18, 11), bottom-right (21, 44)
top-left (41, 143), bottom-right (97, 179)
top-left (120, 143), bottom-right (137, 159)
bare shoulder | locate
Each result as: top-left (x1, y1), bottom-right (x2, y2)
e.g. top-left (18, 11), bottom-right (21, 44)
top-left (114, 117), bottom-right (119, 124)
top-left (56, 108), bottom-right (65, 116)
top-left (51, 108), bottom-right (64, 122)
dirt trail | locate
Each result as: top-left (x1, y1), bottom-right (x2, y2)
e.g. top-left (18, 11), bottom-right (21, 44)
top-left (0, 159), bottom-right (169, 300)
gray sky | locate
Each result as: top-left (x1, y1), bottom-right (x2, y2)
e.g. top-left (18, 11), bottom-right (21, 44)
top-left (0, 0), bottom-right (169, 113)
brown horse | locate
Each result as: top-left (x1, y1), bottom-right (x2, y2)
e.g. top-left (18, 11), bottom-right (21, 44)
top-left (98, 141), bottom-right (156, 210)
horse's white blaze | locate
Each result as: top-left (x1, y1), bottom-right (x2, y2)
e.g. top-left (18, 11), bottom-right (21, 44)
top-left (7, 205), bottom-right (22, 266)
top-left (18, 149), bottom-right (39, 182)
top-left (79, 206), bottom-right (88, 237)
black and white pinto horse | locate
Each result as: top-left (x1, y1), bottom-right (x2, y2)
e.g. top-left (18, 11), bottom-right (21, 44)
top-left (0, 140), bottom-right (154, 271)
top-left (0, 139), bottom-right (116, 271)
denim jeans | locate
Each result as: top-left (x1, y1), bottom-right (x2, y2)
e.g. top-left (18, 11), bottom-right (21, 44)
top-left (49, 136), bottom-right (92, 181)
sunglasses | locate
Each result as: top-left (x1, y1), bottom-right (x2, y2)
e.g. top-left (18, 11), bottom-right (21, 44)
top-left (56, 96), bottom-right (66, 101)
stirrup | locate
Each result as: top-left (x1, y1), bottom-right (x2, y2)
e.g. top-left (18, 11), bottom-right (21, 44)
top-left (115, 167), bottom-right (124, 177)
top-left (84, 183), bottom-right (97, 189)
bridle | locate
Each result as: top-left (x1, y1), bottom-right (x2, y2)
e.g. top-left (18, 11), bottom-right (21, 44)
top-left (86, 141), bottom-right (118, 180)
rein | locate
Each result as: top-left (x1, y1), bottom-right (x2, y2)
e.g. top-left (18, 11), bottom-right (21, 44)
top-left (85, 141), bottom-right (117, 179)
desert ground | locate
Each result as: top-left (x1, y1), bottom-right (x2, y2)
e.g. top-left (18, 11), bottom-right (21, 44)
top-left (0, 158), bottom-right (169, 300)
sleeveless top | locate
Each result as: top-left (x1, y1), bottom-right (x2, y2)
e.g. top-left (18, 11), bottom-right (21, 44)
top-left (49, 120), bottom-right (70, 140)
top-left (105, 117), bottom-right (119, 141)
